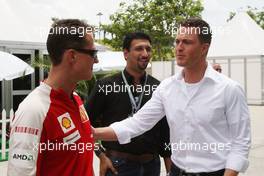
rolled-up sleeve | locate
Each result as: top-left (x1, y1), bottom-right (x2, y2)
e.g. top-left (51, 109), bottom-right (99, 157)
top-left (110, 85), bottom-right (166, 144)
top-left (225, 83), bottom-right (251, 172)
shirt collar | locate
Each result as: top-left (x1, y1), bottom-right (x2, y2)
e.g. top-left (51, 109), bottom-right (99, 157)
top-left (40, 81), bottom-right (78, 104)
top-left (123, 68), bottom-right (147, 84)
top-left (175, 62), bottom-right (220, 83)
top-left (203, 63), bottom-right (221, 83)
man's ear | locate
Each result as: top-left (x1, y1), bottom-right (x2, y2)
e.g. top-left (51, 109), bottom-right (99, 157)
top-left (123, 49), bottom-right (129, 60)
top-left (64, 49), bottom-right (76, 63)
top-left (201, 43), bottom-right (210, 56)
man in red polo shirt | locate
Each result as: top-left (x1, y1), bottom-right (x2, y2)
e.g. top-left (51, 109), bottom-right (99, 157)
top-left (7, 19), bottom-right (98, 176)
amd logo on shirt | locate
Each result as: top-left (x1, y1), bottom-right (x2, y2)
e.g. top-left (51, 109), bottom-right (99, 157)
top-left (13, 153), bottom-right (34, 161)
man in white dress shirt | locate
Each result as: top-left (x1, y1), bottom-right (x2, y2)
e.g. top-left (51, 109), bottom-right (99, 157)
top-left (94, 18), bottom-right (251, 176)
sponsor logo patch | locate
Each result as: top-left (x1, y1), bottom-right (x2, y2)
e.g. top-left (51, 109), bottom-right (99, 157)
top-left (79, 105), bottom-right (89, 123)
top-left (57, 113), bottom-right (75, 133)
top-left (9, 149), bottom-right (36, 168)
top-left (13, 153), bottom-right (34, 161)
top-left (63, 130), bottom-right (81, 144)
top-left (14, 126), bottom-right (39, 135)
top-left (62, 117), bottom-right (71, 129)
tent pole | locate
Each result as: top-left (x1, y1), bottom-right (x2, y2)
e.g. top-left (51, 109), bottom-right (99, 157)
top-left (243, 58), bottom-right (247, 101)
top-left (261, 55), bottom-right (264, 105)
top-left (228, 58), bottom-right (231, 77)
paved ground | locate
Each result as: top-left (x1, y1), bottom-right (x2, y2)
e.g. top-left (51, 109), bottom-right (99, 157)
top-left (240, 106), bottom-right (264, 176)
top-left (1, 106), bottom-right (263, 176)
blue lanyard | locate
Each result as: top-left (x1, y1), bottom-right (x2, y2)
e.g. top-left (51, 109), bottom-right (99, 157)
top-left (121, 71), bottom-right (148, 116)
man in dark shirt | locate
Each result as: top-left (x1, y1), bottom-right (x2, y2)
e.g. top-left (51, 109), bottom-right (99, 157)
top-left (85, 32), bottom-right (171, 176)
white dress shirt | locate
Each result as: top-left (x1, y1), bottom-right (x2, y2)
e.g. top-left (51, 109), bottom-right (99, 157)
top-left (110, 64), bottom-right (251, 173)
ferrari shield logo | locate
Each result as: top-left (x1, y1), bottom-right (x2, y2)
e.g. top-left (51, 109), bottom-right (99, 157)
top-left (79, 105), bottom-right (89, 123)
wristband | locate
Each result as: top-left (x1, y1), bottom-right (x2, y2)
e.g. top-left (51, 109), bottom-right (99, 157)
top-left (94, 146), bottom-right (105, 157)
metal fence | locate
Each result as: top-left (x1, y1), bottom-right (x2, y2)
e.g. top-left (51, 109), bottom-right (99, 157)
top-left (151, 56), bottom-right (264, 105)
top-left (0, 109), bottom-right (12, 161)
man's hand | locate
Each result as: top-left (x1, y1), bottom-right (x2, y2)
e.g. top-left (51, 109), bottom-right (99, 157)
top-left (224, 169), bottom-right (238, 176)
top-left (163, 157), bottom-right (172, 174)
top-left (98, 153), bottom-right (118, 176)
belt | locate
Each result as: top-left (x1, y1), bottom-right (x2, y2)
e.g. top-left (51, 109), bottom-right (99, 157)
top-left (172, 163), bottom-right (225, 176)
top-left (106, 150), bottom-right (156, 163)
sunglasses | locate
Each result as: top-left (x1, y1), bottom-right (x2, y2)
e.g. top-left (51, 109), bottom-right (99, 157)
top-left (72, 48), bottom-right (98, 59)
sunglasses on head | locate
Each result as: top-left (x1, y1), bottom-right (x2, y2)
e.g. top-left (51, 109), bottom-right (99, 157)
top-left (71, 48), bottom-right (98, 59)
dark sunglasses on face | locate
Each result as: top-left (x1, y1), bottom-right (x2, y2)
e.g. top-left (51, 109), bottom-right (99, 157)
top-left (72, 48), bottom-right (98, 59)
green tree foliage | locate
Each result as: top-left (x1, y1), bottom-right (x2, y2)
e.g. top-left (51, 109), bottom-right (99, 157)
top-left (228, 6), bottom-right (264, 29)
top-left (102, 0), bottom-right (203, 61)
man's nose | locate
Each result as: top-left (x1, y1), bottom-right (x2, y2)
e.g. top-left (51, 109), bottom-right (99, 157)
top-left (142, 48), bottom-right (150, 57)
top-left (176, 43), bottom-right (183, 52)
top-left (94, 56), bottom-right (99, 63)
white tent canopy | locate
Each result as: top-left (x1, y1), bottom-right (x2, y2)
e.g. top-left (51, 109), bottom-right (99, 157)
top-left (93, 51), bottom-right (152, 73)
top-left (94, 51), bottom-right (126, 72)
top-left (206, 12), bottom-right (264, 105)
top-left (208, 12), bottom-right (264, 58)
top-left (0, 51), bottom-right (34, 81)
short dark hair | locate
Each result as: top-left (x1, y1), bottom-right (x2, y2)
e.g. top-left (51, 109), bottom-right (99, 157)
top-left (122, 32), bottom-right (152, 51)
top-left (180, 18), bottom-right (212, 44)
top-left (46, 19), bottom-right (93, 65)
